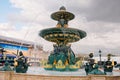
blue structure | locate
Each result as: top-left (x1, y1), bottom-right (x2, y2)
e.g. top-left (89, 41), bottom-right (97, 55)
top-left (0, 43), bottom-right (29, 66)
top-left (0, 43), bottom-right (28, 51)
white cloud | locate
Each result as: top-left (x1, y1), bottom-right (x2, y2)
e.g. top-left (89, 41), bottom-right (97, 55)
top-left (0, 23), bottom-right (16, 35)
top-left (0, 0), bottom-right (120, 54)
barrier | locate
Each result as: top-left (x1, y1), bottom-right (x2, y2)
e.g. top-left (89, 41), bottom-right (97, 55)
top-left (0, 71), bottom-right (120, 80)
top-left (0, 71), bottom-right (12, 80)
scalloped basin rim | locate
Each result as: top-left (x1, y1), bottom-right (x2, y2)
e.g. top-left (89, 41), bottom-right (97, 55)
top-left (39, 28), bottom-right (87, 39)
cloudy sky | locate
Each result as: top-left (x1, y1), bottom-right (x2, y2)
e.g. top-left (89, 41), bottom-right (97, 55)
top-left (0, 0), bottom-right (120, 55)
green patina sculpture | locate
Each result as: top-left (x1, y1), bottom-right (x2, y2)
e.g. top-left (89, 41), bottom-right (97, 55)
top-left (0, 61), bottom-right (13, 71)
top-left (0, 48), bottom-right (13, 71)
top-left (39, 6), bottom-right (86, 71)
top-left (85, 53), bottom-right (105, 75)
top-left (85, 53), bottom-right (95, 75)
top-left (14, 51), bottom-right (28, 73)
top-left (103, 54), bottom-right (113, 74)
top-left (89, 64), bottom-right (105, 75)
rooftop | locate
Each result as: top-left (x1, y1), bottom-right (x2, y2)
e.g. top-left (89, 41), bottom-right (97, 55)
top-left (0, 35), bottom-right (34, 48)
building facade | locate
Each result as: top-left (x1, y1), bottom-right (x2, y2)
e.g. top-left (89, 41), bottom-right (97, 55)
top-left (0, 35), bottom-right (49, 63)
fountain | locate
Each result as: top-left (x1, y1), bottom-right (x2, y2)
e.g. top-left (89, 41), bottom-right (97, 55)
top-left (1, 6), bottom-right (120, 80)
top-left (39, 6), bottom-right (86, 71)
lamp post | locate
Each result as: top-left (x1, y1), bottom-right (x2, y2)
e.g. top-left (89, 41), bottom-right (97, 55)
top-left (99, 50), bottom-right (102, 62)
top-left (0, 48), bottom-right (6, 60)
top-left (99, 50), bottom-right (102, 66)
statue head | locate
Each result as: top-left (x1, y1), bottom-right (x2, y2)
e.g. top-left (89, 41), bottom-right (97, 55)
top-left (89, 53), bottom-right (94, 58)
top-left (4, 61), bottom-right (9, 66)
top-left (0, 48), bottom-right (6, 52)
top-left (19, 51), bottom-right (23, 56)
top-left (59, 6), bottom-right (66, 11)
top-left (107, 54), bottom-right (111, 61)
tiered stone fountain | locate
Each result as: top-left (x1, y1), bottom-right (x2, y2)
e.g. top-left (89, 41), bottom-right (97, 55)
top-left (39, 6), bottom-right (86, 71)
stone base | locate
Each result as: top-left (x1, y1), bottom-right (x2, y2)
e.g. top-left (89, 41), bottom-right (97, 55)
top-left (0, 71), bottom-right (120, 80)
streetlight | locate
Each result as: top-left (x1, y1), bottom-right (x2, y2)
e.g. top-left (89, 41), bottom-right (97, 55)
top-left (0, 48), bottom-right (6, 60)
top-left (98, 50), bottom-right (102, 67)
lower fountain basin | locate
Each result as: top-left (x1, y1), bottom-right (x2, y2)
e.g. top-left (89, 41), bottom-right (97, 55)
top-left (27, 67), bottom-right (120, 76)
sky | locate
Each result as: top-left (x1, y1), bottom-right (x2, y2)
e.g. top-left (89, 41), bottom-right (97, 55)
top-left (0, 0), bottom-right (120, 56)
